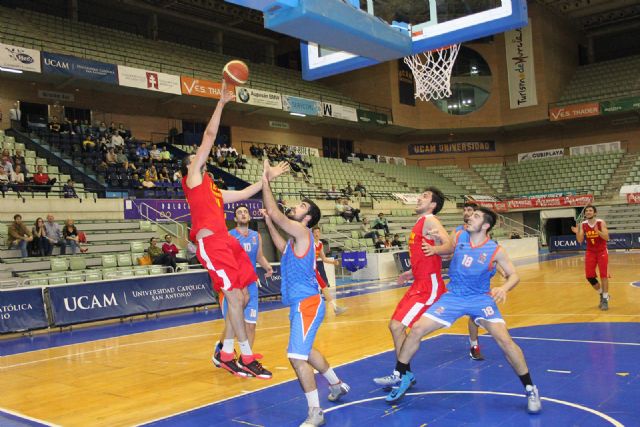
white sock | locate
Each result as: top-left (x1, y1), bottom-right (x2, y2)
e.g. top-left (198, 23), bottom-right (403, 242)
top-left (603, 292), bottom-right (609, 299)
top-left (469, 339), bottom-right (478, 347)
top-left (322, 368), bottom-right (340, 385)
top-left (238, 340), bottom-right (253, 356)
top-left (305, 390), bottom-right (320, 409)
top-left (331, 300), bottom-right (338, 309)
top-left (222, 339), bottom-right (234, 353)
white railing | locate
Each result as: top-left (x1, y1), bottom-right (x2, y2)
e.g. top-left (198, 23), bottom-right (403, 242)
top-left (138, 202), bottom-right (190, 241)
top-left (497, 213), bottom-right (542, 241)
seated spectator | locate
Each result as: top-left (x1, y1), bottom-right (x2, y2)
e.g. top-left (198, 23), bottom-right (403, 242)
top-left (49, 116), bottom-right (61, 133)
top-left (13, 157), bottom-right (27, 178)
top-left (186, 240), bottom-right (199, 265)
top-left (96, 161), bottom-right (108, 173)
top-left (150, 144), bottom-right (162, 163)
top-left (141, 175), bottom-right (156, 188)
top-left (147, 237), bottom-right (177, 270)
top-left (105, 148), bottom-right (117, 165)
top-left (30, 217), bottom-right (50, 256)
top-left (115, 147), bottom-right (128, 165)
top-left (10, 165), bottom-right (25, 190)
top-left (0, 167), bottom-right (9, 192)
top-left (391, 234), bottom-right (402, 247)
top-left (343, 182), bottom-right (354, 196)
top-left (214, 176), bottom-right (227, 190)
top-left (8, 214), bottom-right (33, 258)
top-left (108, 121), bottom-right (117, 133)
top-left (384, 235), bottom-right (392, 248)
top-left (97, 122), bottom-right (108, 137)
top-left (82, 135), bottom-right (96, 150)
top-left (111, 132), bottom-right (125, 148)
top-left (72, 119), bottom-right (81, 135)
top-left (162, 235), bottom-right (188, 263)
top-left (45, 214), bottom-right (66, 255)
top-left (145, 165), bottom-right (159, 182)
top-left (327, 185), bottom-right (341, 200)
top-left (335, 198), bottom-right (360, 222)
top-left (63, 179), bottom-right (78, 198)
top-left (172, 169), bottom-right (182, 182)
top-left (136, 143), bottom-right (150, 163)
top-left (63, 218), bottom-right (87, 254)
top-left (61, 118), bottom-right (74, 134)
top-left (2, 150), bottom-right (13, 174)
top-left (160, 146), bottom-right (172, 162)
top-left (32, 165), bottom-right (56, 192)
top-left (12, 150), bottom-right (26, 169)
top-left (130, 173), bottom-right (143, 189)
top-left (361, 217), bottom-right (378, 240)
top-left (374, 235), bottom-right (386, 252)
top-left (117, 123), bottom-right (129, 138)
top-left (80, 119), bottom-right (90, 135)
top-left (354, 181), bottom-right (366, 196)
top-left (372, 212), bottom-right (390, 235)
top-left (158, 167), bottom-right (171, 183)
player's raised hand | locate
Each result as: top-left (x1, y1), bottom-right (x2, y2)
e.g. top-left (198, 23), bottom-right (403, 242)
top-left (490, 286), bottom-right (507, 304)
top-left (259, 208), bottom-right (270, 220)
top-left (219, 80), bottom-right (235, 105)
top-left (267, 161), bottom-right (290, 181)
top-left (570, 225), bottom-right (578, 234)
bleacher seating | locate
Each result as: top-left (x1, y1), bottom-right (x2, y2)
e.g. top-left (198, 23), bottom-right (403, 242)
top-left (598, 204), bottom-right (640, 233)
top-left (623, 155), bottom-right (640, 186)
top-left (472, 163), bottom-right (507, 195)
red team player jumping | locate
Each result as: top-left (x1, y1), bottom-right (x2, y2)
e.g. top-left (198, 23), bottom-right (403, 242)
top-left (571, 205), bottom-right (610, 310)
top-left (374, 187), bottom-right (453, 388)
top-left (181, 79), bottom-right (288, 378)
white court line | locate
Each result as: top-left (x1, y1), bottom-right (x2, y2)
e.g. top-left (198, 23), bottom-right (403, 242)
top-left (322, 391), bottom-right (624, 427)
top-left (133, 332), bottom-right (455, 426)
top-left (547, 369), bottom-right (572, 374)
top-left (510, 336), bottom-right (640, 346)
top-left (0, 407), bottom-right (62, 427)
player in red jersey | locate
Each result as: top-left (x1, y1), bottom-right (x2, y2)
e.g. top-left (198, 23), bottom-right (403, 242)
top-left (373, 187), bottom-right (453, 388)
top-left (571, 205), bottom-right (610, 310)
top-left (312, 226), bottom-right (347, 315)
top-left (181, 80), bottom-right (288, 379)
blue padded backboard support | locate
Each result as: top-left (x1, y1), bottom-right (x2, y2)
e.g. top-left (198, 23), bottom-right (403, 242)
top-left (301, 0), bottom-right (529, 80)
top-left (264, 0), bottom-right (412, 62)
top-left (224, 0), bottom-right (299, 13)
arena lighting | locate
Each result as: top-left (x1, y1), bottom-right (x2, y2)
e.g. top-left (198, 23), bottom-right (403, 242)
top-left (0, 66), bottom-right (23, 74)
top-left (289, 112), bottom-right (307, 117)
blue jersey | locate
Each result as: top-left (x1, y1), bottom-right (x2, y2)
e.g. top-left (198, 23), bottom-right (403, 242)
top-left (229, 228), bottom-right (259, 268)
top-left (281, 229), bottom-right (319, 306)
top-left (455, 224), bottom-right (465, 232)
top-left (447, 230), bottom-right (500, 296)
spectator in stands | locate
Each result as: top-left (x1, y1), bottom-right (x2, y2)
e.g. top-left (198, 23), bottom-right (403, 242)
top-left (32, 165), bottom-right (56, 193)
top-left (45, 214), bottom-right (65, 255)
top-left (80, 120), bottom-right (90, 135)
top-left (12, 150), bottom-right (26, 171)
top-left (384, 235), bottom-right (393, 248)
top-left (335, 198), bottom-right (361, 222)
top-left (145, 165), bottom-right (159, 182)
top-left (162, 235), bottom-right (188, 263)
top-left (63, 218), bottom-right (87, 254)
top-left (391, 234), bottom-right (402, 247)
top-left (343, 182), bottom-right (354, 196)
top-left (1, 150), bottom-right (13, 174)
top-left (374, 235), bottom-right (386, 252)
top-left (361, 217), bottom-right (378, 240)
top-left (82, 134), bottom-right (96, 150)
top-left (8, 214), bottom-right (33, 258)
top-left (105, 148), bottom-right (117, 165)
top-left (72, 119), bottom-right (82, 135)
top-left (117, 123), bottom-right (129, 138)
top-left (108, 122), bottom-right (116, 133)
top-left (10, 164), bottom-right (25, 190)
top-left (327, 185), bottom-right (341, 200)
top-left (130, 173), bottom-right (143, 189)
top-left (61, 118), bottom-right (74, 134)
top-left (150, 144), bottom-right (162, 163)
top-left (172, 169), bottom-right (182, 182)
top-left (141, 174), bottom-right (156, 188)
top-left (186, 240), bottom-right (199, 265)
top-left (250, 143), bottom-right (261, 159)
top-left (0, 167), bottom-right (9, 193)
top-left (372, 212), bottom-right (390, 235)
top-left (136, 142), bottom-right (150, 163)
top-left (63, 179), bottom-right (78, 198)
top-left (147, 237), bottom-right (177, 271)
top-left (158, 166), bottom-right (171, 183)
top-left (160, 146), bottom-right (172, 163)
top-left (31, 217), bottom-right (50, 256)
top-left (111, 131), bottom-right (124, 148)
top-left (96, 122), bottom-right (108, 137)
top-left (354, 181), bottom-right (366, 197)
top-left (214, 176), bottom-right (227, 190)
top-left (48, 116), bottom-right (61, 134)
top-left (115, 147), bottom-right (128, 165)
top-left (13, 157), bottom-right (27, 178)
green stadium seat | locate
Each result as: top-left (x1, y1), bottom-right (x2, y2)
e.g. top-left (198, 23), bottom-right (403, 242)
top-left (149, 265), bottom-right (164, 275)
top-left (102, 254), bottom-right (118, 268)
top-left (69, 257), bottom-right (87, 271)
top-left (51, 258), bottom-right (69, 272)
top-left (85, 270), bottom-right (103, 282)
top-left (139, 221), bottom-right (152, 232)
top-left (66, 272), bottom-right (85, 284)
top-left (130, 241), bottom-right (146, 252)
top-left (117, 253), bottom-right (133, 267)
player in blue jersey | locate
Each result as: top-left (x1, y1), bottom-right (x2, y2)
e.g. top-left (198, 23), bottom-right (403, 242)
top-left (386, 207), bottom-right (542, 415)
top-left (212, 205), bottom-right (274, 371)
top-left (261, 160), bottom-right (350, 427)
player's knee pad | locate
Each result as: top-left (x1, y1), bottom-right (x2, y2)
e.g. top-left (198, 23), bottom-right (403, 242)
top-left (587, 277), bottom-right (599, 287)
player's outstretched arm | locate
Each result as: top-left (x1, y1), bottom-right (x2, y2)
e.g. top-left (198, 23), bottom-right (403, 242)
top-left (186, 80), bottom-right (233, 188)
top-left (490, 247), bottom-right (520, 304)
top-left (221, 160), bottom-right (289, 204)
top-left (318, 245), bottom-right (339, 266)
top-left (261, 169), bottom-right (308, 242)
top-left (256, 233), bottom-right (274, 277)
top-left (260, 209), bottom-right (286, 253)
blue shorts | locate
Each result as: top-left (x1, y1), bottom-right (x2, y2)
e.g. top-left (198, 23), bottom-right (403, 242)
top-left (287, 294), bottom-right (325, 360)
top-left (220, 281), bottom-right (259, 323)
top-left (423, 292), bottom-right (505, 328)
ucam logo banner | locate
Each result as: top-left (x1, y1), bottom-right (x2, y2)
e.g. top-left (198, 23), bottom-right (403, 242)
top-left (117, 65), bottom-right (181, 94)
top-left (41, 52), bottom-right (117, 84)
top-left (236, 87), bottom-right (282, 109)
top-left (0, 42), bottom-right (41, 72)
top-left (180, 76), bottom-right (235, 99)
top-left (505, 22), bottom-right (538, 109)
top-left (518, 148), bottom-right (564, 162)
top-left (0, 288), bottom-right (48, 333)
top-left (321, 102), bottom-right (358, 122)
top-left (282, 95), bottom-right (321, 116)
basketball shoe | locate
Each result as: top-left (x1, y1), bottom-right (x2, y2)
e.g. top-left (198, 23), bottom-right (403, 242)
top-left (469, 344), bottom-right (485, 361)
top-left (385, 371), bottom-right (415, 403)
top-left (526, 385), bottom-right (542, 414)
top-left (217, 350), bottom-right (250, 378)
top-left (300, 407), bottom-right (324, 427)
top-left (237, 355), bottom-right (272, 379)
top-left (599, 295), bottom-right (609, 311)
top-left (327, 382), bottom-right (350, 402)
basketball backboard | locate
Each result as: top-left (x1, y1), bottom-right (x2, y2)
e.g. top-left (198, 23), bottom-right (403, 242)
top-left (301, 0), bottom-right (528, 80)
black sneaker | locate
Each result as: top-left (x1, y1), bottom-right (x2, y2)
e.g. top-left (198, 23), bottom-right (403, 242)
top-left (237, 356), bottom-right (272, 380)
top-left (600, 296), bottom-right (609, 311)
top-left (212, 341), bottom-right (222, 368)
top-left (469, 345), bottom-right (485, 361)
top-left (218, 354), bottom-right (251, 378)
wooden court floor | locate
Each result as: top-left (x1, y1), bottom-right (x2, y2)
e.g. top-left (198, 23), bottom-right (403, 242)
top-left (1, 252), bottom-right (639, 426)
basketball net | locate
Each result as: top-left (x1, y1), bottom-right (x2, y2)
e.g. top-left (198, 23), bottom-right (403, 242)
top-left (404, 44), bottom-right (460, 102)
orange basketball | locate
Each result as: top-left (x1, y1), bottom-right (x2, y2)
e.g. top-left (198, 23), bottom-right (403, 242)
top-left (222, 60), bottom-right (249, 85)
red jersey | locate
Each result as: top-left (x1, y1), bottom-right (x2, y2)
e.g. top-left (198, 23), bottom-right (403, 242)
top-left (582, 219), bottom-right (607, 253)
top-left (182, 173), bottom-right (226, 241)
top-left (314, 240), bottom-right (323, 258)
top-left (408, 214), bottom-right (442, 278)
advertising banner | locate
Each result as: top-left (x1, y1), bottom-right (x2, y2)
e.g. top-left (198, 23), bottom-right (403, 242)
top-left (398, 58), bottom-right (416, 106)
top-left (48, 272), bottom-right (215, 326)
top-left (357, 109), bottom-right (388, 125)
top-left (341, 251), bottom-right (367, 272)
top-left (627, 193), bottom-right (640, 204)
top-left (38, 90), bottom-right (75, 102)
top-left (0, 42), bottom-right (41, 73)
top-left (505, 23), bottom-right (538, 109)
top-left (393, 251), bottom-right (411, 273)
top-left (117, 65), bottom-right (181, 94)
top-left (236, 87), bottom-right (283, 109)
top-left (549, 233), bottom-right (639, 251)
top-left (321, 102), bottom-right (358, 122)
top-left (600, 96), bottom-right (640, 115)
top-left (475, 195), bottom-right (593, 212)
top-left (41, 52), bottom-right (117, 84)
top-left (123, 199), bottom-right (263, 221)
top-left (0, 288), bottom-right (48, 333)
top-left (549, 102), bottom-right (600, 121)
top-left (409, 141), bottom-right (495, 155)
top-left (569, 141), bottom-right (621, 156)
top-left (180, 76), bottom-right (235, 99)
top-left (517, 148), bottom-right (564, 162)
top-left (256, 265), bottom-right (281, 297)
top-left (282, 96), bottom-right (321, 116)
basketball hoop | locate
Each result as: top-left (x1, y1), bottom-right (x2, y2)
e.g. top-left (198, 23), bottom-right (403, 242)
top-left (404, 44), bottom-right (460, 102)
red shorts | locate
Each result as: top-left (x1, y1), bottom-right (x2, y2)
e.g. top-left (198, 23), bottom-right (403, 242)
top-left (585, 250), bottom-right (609, 278)
top-left (315, 269), bottom-right (328, 290)
top-left (392, 273), bottom-right (446, 328)
top-left (196, 234), bottom-right (257, 292)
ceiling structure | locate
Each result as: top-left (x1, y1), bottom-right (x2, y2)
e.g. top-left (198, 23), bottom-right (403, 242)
top-left (534, 0), bottom-right (640, 34)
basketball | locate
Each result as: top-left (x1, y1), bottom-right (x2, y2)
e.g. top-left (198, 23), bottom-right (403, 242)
top-left (223, 60), bottom-right (249, 85)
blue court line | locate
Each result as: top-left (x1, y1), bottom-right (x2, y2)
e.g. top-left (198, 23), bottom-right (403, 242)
top-left (0, 252), bottom-right (580, 357)
top-left (140, 322), bottom-right (638, 427)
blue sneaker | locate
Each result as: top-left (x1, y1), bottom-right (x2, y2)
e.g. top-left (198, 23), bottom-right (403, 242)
top-left (385, 372), bottom-right (415, 403)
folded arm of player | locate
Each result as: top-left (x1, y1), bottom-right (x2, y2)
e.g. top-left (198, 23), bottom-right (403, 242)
top-left (422, 216), bottom-right (454, 257)
top-left (490, 247), bottom-right (520, 304)
top-left (256, 233), bottom-right (273, 278)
